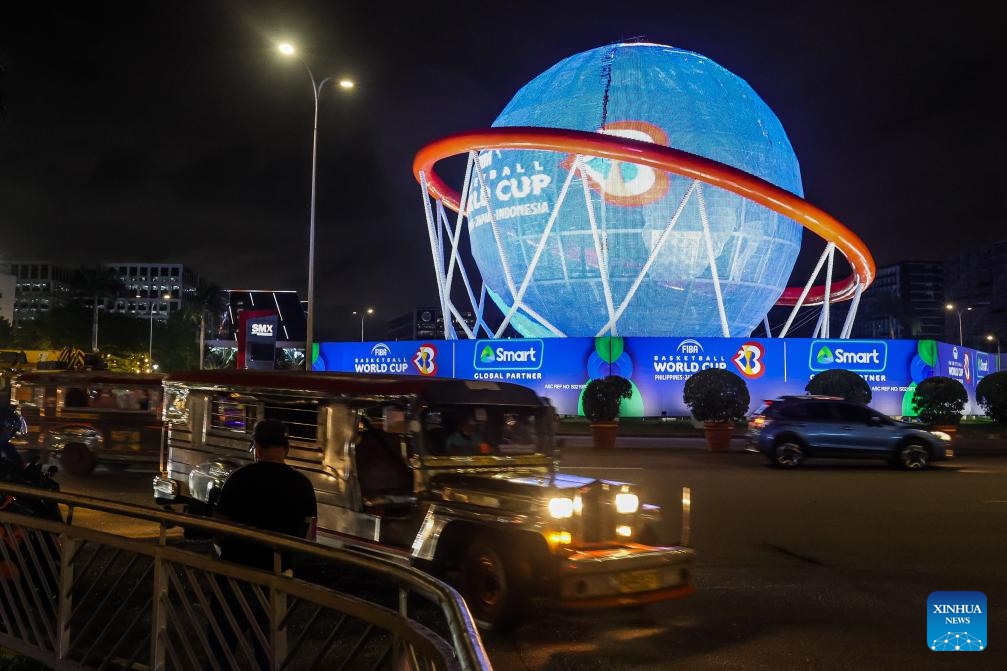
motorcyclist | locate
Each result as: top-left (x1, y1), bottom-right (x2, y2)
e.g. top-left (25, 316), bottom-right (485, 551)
top-left (0, 404), bottom-right (27, 470)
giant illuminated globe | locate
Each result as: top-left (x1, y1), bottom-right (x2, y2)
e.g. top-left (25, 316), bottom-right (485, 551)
top-left (465, 42), bottom-right (804, 337)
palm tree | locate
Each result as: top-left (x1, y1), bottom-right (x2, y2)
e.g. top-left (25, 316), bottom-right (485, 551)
top-left (70, 265), bottom-right (125, 352)
top-left (192, 279), bottom-right (227, 369)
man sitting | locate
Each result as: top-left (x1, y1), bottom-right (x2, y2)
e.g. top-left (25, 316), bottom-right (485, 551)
top-left (445, 415), bottom-right (490, 455)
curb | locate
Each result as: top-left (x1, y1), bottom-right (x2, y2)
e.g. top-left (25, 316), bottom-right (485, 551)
top-left (557, 434), bottom-right (1007, 456)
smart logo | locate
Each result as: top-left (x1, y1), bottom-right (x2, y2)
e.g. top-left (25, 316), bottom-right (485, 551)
top-left (473, 339), bottom-right (544, 371)
top-left (928, 591), bottom-right (986, 651)
top-left (809, 340), bottom-right (887, 373)
top-left (412, 344), bottom-right (438, 376)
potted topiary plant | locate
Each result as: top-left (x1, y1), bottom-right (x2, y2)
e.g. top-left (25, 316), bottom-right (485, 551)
top-left (911, 375), bottom-right (967, 432)
top-left (976, 371), bottom-right (1007, 424)
top-left (683, 368), bottom-right (750, 451)
top-left (581, 375), bottom-right (633, 449)
top-left (805, 369), bottom-right (872, 404)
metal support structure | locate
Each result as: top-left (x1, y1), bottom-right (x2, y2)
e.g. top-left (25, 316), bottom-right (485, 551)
top-left (780, 243), bottom-right (835, 338)
top-left (822, 244), bottom-right (835, 338)
top-left (839, 282), bottom-right (864, 339)
top-left (415, 132), bottom-right (874, 340)
top-left (696, 183), bottom-right (730, 337)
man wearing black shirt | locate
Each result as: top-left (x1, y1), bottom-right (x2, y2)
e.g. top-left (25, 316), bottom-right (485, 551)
top-left (208, 419), bottom-right (317, 669)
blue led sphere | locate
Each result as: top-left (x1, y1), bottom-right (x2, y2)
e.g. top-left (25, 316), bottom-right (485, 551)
top-left (466, 43), bottom-right (804, 337)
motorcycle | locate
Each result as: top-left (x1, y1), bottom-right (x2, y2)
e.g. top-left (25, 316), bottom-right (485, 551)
top-left (0, 455), bottom-right (63, 592)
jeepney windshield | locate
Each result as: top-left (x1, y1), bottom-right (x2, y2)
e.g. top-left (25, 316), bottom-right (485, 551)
top-left (422, 405), bottom-right (545, 456)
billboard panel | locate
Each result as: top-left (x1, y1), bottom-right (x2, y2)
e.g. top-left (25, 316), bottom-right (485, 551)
top-left (315, 337), bottom-right (982, 419)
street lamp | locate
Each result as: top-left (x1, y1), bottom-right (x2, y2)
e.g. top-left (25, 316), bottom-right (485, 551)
top-left (277, 42), bottom-right (354, 370)
top-left (988, 334), bottom-right (1001, 371)
top-left (140, 291), bottom-right (172, 371)
top-left (945, 303), bottom-right (972, 347)
top-left (353, 308), bottom-right (374, 342)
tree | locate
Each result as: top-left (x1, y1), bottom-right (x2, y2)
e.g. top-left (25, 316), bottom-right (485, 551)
top-left (69, 265), bottom-right (125, 352)
top-left (581, 375), bottom-right (633, 422)
top-left (911, 376), bottom-right (967, 426)
top-left (683, 368), bottom-right (750, 423)
top-left (192, 280), bottom-right (227, 369)
top-left (976, 372), bottom-right (1007, 424)
top-left (806, 369), bottom-right (872, 404)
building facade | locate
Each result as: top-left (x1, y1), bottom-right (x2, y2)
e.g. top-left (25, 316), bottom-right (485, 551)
top-left (104, 262), bottom-right (200, 323)
top-left (2, 261), bottom-right (75, 323)
top-left (943, 240), bottom-right (1007, 349)
top-left (851, 261), bottom-right (945, 340)
top-left (2, 260), bottom-right (202, 325)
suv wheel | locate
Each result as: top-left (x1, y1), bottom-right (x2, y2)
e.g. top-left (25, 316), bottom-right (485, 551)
top-left (898, 443), bottom-right (930, 470)
top-left (773, 441), bottom-right (804, 468)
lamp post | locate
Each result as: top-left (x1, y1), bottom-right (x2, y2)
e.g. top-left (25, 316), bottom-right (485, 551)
top-left (988, 334), bottom-right (1001, 371)
top-left (353, 308), bottom-right (374, 342)
top-left (278, 42), bottom-right (354, 370)
top-left (140, 292), bottom-right (172, 371)
top-left (945, 303), bottom-right (972, 347)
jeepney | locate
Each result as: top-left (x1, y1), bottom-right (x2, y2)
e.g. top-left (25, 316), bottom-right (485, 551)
top-left (152, 370), bottom-right (695, 631)
top-left (12, 370), bottom-right (165, 475)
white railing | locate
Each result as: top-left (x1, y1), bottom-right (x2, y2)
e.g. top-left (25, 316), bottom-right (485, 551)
top-left (0, 482), bottom-right (492, 671)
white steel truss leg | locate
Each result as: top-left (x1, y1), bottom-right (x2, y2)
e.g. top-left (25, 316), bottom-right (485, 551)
top-left (840, 281), bottom-right (864, 339)
top-left (596, 181), bottom-right (697, 336)
top-left (822, 243), bottom-right (835, 338)
top-left (780, 242), bottom-right (834, 338)
top-left (697, 184), bottom-right (730, 337)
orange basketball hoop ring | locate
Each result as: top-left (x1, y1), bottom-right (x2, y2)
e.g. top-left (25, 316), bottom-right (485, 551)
top-left (414, 127), bottom-right (875, 338)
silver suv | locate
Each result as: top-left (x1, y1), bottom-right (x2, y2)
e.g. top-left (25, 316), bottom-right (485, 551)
top-left (746, 395), bottom-right (954, 470)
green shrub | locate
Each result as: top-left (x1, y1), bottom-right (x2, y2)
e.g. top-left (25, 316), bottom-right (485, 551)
top-left (911, 376), bottom-right (967, 425)
top-left (581, 375), bottom-right (633, 422)
top-left (683, 368), bottom-right (750, 423)
top-left (805, 369), bottom-right (872, 404)
top-left (976, 371), bottom-right (1007, 424)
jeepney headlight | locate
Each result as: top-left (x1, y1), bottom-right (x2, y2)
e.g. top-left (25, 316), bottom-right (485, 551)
top-left (548, 497), bottom-right (575, 519)
top-left (547, 531), bottom-right (572, 546)
top-left (615, 493), bottom-right (639, 514)
top-left (615, 525), bottom-right (633, 538)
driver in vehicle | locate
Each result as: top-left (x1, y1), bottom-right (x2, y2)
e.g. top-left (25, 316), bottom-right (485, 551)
top-left (445, 414), bottom-right (490, 455)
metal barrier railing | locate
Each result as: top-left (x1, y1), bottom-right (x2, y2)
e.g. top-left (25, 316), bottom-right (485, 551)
top-left (0, 481), bottom-right (492, 671)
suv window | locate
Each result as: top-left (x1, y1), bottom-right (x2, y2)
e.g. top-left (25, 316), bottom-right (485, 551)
top-left (775, 403), bottom-right (807, 419)
top-left (805, 402), bottom-right (835, 421)
top-left (836, 403), bottom-right (876, 423)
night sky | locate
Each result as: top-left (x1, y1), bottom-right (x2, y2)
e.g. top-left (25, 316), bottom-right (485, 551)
top-left (2, 2), bottom-right (1003, 341)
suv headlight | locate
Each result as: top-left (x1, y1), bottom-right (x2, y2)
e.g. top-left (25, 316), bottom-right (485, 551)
top-left (548, 496), bottom-right (575, 519)
top-left (615, 492), bottom-right (639, 514)
top-left (929, 430), bottom-right (952, 442)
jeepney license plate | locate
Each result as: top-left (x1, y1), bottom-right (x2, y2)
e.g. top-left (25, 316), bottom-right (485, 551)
top-left (618, 569), bottom-right (660, 593)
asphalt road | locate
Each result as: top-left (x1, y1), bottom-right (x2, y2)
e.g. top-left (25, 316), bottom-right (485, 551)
top-left (52, 444), bottom-right (1007, 671)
